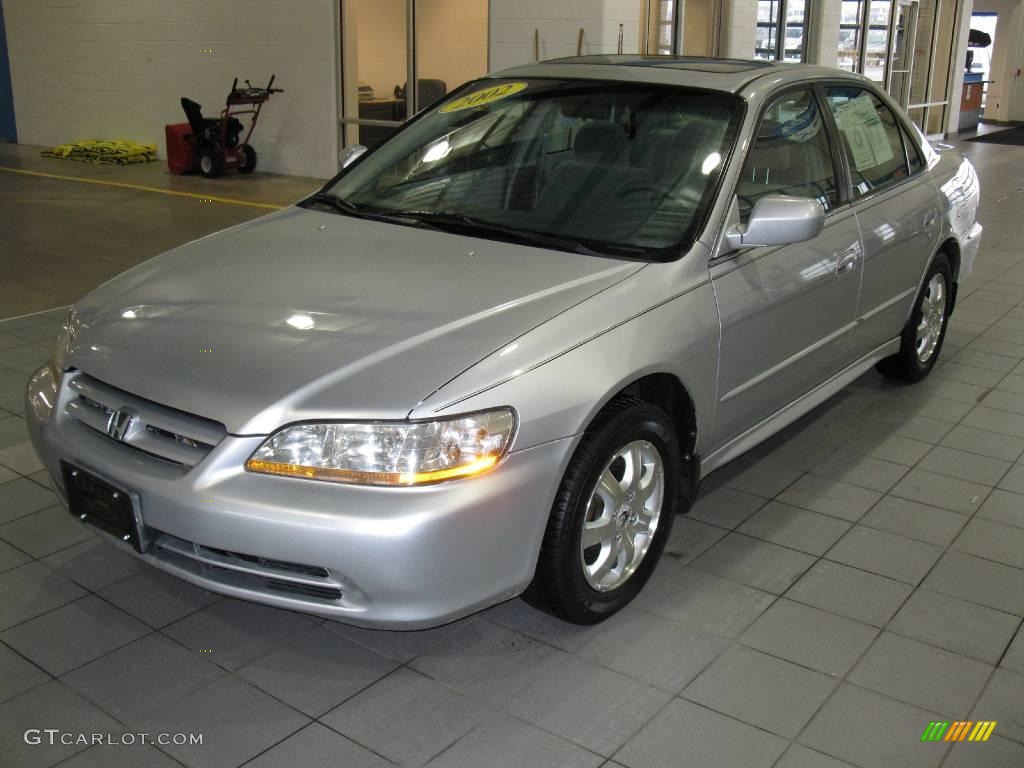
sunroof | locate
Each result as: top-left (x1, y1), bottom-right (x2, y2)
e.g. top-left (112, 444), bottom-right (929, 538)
top-left (549, 55), bottom-right (776, 73)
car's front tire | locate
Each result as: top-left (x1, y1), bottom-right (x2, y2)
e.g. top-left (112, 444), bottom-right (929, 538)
top-left (877, 252), bottom-right (953, 382)
top-left (524, 397), bottom-right (683, 624)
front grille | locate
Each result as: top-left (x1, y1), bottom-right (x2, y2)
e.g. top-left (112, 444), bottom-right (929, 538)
top-left (64, 372), bottom-right (226, 467)
top-left (152, 532), bottom-right (344, 603)
top-left (202, 546), bottom-right (331, 579)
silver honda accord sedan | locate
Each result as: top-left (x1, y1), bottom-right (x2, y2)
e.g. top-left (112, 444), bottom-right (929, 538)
top-left (26, 56), bottom-right (981, 628)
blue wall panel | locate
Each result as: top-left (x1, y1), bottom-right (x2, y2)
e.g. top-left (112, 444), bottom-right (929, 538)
top-left (0, 0), bottom-right (17, 142)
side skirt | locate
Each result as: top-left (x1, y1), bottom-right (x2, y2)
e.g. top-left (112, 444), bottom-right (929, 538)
top-left (699, 338), bottom-right (901, 479)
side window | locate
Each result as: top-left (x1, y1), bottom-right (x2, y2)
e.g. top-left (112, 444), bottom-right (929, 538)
top-left (825, 87), bottom-right (911, 197)
top-left (736, 89), bottom-right (839, 223)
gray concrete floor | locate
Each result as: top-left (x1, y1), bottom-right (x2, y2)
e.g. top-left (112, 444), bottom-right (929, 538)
top-left (1, 135), bottom-right (1024, 768)
top-left (0, 143), bottom-right (321, 317)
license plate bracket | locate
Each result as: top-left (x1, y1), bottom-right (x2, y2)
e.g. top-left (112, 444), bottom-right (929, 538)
top-left (61, 462), bottom-right (147, 553)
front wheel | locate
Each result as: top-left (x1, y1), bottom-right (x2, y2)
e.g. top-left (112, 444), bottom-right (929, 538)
top-left (523, 397), bottom-right (684, 624)
top-left (238, 145), bottom-right (257, 174)
top-left (198, 146), bottom-right (225, 178)
top-left (876, 253), bottom-right (952, 382)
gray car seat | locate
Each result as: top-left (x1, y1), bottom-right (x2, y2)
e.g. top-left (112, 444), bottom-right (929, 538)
top-left (539, 121), bottom-right (649, 212)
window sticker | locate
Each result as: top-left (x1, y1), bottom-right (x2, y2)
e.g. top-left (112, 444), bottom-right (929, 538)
top-left (439, 82), bottom-right (528, 113)
top-left (832, 93), bottom-right (894, 171)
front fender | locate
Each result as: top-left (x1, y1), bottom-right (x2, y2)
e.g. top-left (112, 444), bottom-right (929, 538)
top-left (411, 273), bottom-right (721, 459)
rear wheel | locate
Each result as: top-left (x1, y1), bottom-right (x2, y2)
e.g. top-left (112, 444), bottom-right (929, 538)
top-left (523, 397), bottom-right (683, 624)
top-left (876, 252), bottom-right (952, 382)
top-left (238, 145), bottom-right (257, 174)
top-left (198, 146), bottom-right (225, 178)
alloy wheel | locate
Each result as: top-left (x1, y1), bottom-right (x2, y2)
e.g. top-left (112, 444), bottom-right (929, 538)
top-left (915, 273), bottom-right (947, 363)
top-left (580, 439), bottom-right (664, 592)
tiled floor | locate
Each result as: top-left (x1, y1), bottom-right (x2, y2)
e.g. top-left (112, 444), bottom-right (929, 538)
top-left (2, 133), bottom-right (1024, 768)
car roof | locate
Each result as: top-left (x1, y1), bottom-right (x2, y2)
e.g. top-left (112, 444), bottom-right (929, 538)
top-left (487, 55), bottom-right (861, 95)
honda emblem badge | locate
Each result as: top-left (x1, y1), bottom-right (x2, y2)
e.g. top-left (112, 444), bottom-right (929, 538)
top-left (106, 407), bottom-right (137, 441)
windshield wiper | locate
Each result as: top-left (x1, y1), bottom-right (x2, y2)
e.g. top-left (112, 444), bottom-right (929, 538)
top-left (308, 191), bottom-right (363, 214)
top-left (306, 198), bottom-right (645, 258)
top-left (306, 192), bottom-right (416, 225)
top-left (396, 211), bottom-right (611, 256)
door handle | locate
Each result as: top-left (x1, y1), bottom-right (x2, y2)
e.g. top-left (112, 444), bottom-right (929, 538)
top-left (836, 246), bottom-right (859, 277)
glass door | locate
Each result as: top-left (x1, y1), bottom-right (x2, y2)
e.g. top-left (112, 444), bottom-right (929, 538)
top-left (863, 0), bottom-right (892, 82)
top-left (755, 0), bottom-right (783, 60)
top-left (783, 0), bottom-right (809, 62)
top-left (683, 0), bottom-right (720, 56)
top-left (838, 0), bottom-right (864, 71)
top-left (339, 0), bottom-right (489, 153)
top-left (340, 0), bottom-right (412, 150)
top-left (415, 1), bottom-right (487, 110)
top-left (887, 0), bottom-right (918, 107)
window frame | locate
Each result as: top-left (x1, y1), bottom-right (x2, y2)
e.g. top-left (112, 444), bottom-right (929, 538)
top-left (897, 121), bottom-right (925, 175)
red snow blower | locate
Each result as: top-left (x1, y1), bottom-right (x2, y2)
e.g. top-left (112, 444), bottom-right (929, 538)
top-left (167, 75), bottom-right (283, 177)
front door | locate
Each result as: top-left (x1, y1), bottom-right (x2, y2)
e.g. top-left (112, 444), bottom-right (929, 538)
top-left (710, 87), bottom-right (863, 447)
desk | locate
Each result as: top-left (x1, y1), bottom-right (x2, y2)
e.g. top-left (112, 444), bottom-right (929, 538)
top-left (359, 98), bottom-right (406, 123)
top-left (357, 98), bottom-right (406, 148)
top-left (959, 73), bottom-right (985, 131)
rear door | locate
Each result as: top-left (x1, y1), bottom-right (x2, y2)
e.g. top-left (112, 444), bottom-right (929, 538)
top-left (710, 87), bottom-right (864, 446)
top-left (822, 86), bottom-right (940, 356)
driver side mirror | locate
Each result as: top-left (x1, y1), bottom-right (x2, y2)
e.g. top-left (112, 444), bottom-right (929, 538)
top-left (725, 195), bottom-right (825, 250)
top-left (339, 144), bottom-right (367, 170)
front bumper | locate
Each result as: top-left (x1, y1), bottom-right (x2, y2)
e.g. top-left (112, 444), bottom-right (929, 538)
top-left (26, 365), bottom-right (575, 629)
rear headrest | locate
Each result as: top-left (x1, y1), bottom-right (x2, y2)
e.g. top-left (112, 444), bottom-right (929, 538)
top-left (670, 117), bottom-right (720, 153)
top-left (574, 121), bottom-right (627, 164)
top-left (749, 140), bottom-right (791, 171)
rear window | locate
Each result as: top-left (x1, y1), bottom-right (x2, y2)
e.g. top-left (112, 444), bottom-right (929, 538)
top-left (824, 87), bottom-right (911, 197)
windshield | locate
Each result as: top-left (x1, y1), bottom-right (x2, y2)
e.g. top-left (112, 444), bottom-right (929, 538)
top-left (319, 78), bottom-right (743, 259)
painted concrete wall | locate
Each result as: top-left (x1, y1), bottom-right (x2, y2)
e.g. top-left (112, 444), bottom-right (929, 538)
top-left (720, 0), bottom-right (757, 58)
top-left (808, 0), bottom-right (842, 68)
top-left (3, 0), bottom-right (337, 178)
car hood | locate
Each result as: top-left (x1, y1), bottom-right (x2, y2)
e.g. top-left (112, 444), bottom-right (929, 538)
top-left (66, 207), bottom-right (641, 434)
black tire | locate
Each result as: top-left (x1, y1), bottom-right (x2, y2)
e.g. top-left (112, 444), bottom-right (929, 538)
top-left (523, 397), bottom-right (686, 624)
top-left (238, 145), bottom-right (257, 174)
top-left (876, 252), bottom-right (953, 382)
top-left (198, 146), bottom-right (225, 178)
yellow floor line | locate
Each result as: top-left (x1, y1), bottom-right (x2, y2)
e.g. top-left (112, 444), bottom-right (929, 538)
top-left (0, 166), bottom-right (285, 210)
top-left (0, 304), bottom-right (70, 323)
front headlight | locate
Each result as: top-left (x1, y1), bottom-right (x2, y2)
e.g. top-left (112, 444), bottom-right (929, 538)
top-left (50, 307), bottom-right (79, 381)
top-left (245, 408), bottom-right (516, 486)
